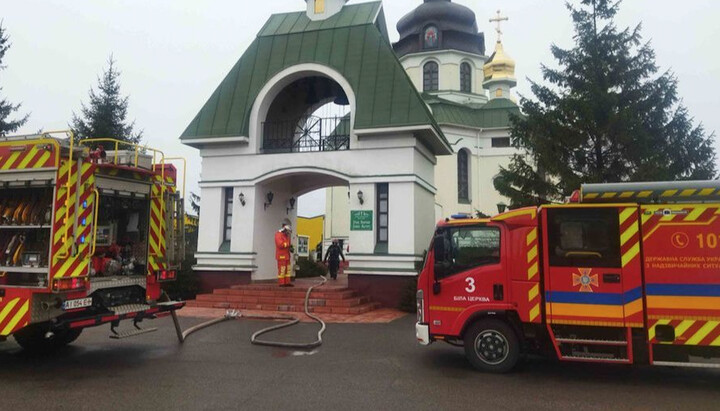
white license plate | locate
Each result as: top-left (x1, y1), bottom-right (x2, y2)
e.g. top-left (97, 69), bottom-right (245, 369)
top-left (62, 298), bottom-right (93, 310)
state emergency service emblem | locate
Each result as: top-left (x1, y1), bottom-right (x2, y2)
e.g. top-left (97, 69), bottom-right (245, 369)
top-left (572, 268), bottom-right (598, 292)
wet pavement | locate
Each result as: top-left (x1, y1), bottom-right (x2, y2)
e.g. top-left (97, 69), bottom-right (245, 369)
top-left (0, 315), bottom-right (719, 410)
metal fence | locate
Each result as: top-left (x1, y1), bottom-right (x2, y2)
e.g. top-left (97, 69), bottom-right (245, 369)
top-left (262, 116), bottom-right (350, 153)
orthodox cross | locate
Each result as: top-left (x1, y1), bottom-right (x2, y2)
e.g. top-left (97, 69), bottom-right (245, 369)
top-left (489, 10), bottom-right (509, 41)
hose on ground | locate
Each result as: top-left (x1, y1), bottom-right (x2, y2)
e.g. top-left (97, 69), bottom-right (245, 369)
top-left (168, 276), bottom-right (328, 349)
top-left (249, 275), bottom-right (327, 349)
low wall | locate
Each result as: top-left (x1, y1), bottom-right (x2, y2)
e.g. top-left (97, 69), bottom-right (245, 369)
top-left (348, 274), bottom-right (416, 309)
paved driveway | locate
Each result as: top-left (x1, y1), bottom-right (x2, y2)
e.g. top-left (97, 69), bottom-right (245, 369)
top-left (0, 315), bottom-right (718, 410)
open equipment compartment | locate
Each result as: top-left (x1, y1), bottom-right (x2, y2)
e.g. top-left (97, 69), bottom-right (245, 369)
top-left (0, 186), bottom-right (54, 288)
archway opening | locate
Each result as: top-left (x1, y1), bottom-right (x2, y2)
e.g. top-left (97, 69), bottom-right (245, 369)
top-left (263, 76), bottom-right (351, 153)
top-left (252, 171), bottom-right (351, 281)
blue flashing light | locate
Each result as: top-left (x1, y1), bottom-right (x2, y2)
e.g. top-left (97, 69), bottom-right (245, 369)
top-left (80, 236), bottom-right (86, 244)
top-left (451, 214), bottom-right (473, 220)
top-left (83, 200), bottom-right (88, 209)
top-left (82, 218), bottom-right (87, 226)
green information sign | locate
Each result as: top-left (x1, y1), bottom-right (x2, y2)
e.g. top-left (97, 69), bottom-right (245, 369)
top-left (350, 210), bottom-right (373, 231)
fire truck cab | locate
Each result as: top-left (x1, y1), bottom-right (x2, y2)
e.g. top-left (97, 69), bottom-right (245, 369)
top-left (0, 132), bottom-right (185, 351)
top-left (416, 180), bottom-right (720, 372)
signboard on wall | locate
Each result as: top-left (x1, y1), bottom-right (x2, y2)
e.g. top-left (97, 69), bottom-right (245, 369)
top-left (350, 210), bottom-right (373, 231)
top-left (297, 236), bottom-right (310, 257)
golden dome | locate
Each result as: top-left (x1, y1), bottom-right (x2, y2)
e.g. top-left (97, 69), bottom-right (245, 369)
top-left (483, 41), bottom-right (516, 84)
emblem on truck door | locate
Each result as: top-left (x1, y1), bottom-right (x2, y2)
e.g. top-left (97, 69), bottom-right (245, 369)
top-left (671, 232), bottom-right (690, 249)
top-left (573, 268), bottom-right (598, 292)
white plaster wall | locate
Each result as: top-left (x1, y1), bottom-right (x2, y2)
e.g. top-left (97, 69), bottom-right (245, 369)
top-left (434, 125), bottom-right (518, 218)
top-left (388, 182), bottom-right (415, 255)
top-left (348, 183), bottom-right (375, 255)
top-left (414, 183), bottom-right (436, 255)
top-left (399, 50), bottom-right (488, 105)
top-left (324, 186), bottom-right (350, 242)
top-left (197, 186), bottom-right (223, 253)
top-left (231, 185), bottom-right (256, 253)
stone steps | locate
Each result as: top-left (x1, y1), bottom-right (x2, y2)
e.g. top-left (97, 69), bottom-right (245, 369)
top-left (195, 294), bottom-right (370, 307)
top-left (185, 300), bottom-right (381, 315)
top-left (186, 280), bottom-right (381, 316)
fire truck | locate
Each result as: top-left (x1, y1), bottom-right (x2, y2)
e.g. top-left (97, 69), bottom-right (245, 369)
top-left (416, 181), bottom-right (720, 372)
top-left (0, 131), bottom-right (185, 351)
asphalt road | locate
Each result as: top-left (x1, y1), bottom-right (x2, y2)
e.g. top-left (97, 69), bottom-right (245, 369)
top-left (1, 314), bottom-right (719, 410)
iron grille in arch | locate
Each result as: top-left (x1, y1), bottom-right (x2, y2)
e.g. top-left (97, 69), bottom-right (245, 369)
top-left (262, 116), bottom-right (350, 153)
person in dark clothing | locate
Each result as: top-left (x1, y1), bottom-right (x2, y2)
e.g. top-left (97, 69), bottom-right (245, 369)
top-left (323, 239), bottom-right (345, 280)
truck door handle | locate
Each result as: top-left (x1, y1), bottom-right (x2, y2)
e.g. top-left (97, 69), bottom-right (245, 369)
top-left (603, 274), bottom-right (621, 283)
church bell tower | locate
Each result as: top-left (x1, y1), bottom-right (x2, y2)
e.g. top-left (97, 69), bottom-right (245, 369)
top-left (305, 0), bottom-right (349, 21)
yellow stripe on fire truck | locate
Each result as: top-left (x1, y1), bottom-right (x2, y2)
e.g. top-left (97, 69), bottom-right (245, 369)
top-left (0, 298), bottom-right (30, 336)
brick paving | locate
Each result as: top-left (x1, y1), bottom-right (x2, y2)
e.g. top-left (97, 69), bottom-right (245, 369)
top-left (181, 275), bottom-right (408, 324)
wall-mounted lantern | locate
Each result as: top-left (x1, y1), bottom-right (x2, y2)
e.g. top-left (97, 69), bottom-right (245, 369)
top-left (264, 191), bottom-right (274, 210)
top-left (496, 202), bottom-right (507, 214)
top-left (357, 190), bottom-right (364, 205)
top-left (287, 197), bottom-right (296, 214)
top-left (238, 192), bottom-right (246, 207)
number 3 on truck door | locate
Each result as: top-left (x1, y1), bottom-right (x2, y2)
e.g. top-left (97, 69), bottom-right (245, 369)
top-left (465, 277), bottom-right (476, 293)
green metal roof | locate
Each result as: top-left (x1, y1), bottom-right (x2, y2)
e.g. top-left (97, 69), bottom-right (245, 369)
top-left (429, 98), bottom-right (520, 129)
top-left (180, 2), bottom-right (447, 153)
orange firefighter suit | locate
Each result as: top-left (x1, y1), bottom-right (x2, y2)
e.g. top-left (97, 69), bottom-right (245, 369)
top-left (275, 229), bottom-right (292, 286)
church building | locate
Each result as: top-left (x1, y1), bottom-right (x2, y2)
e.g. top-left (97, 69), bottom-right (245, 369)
top-left (182, 0), bottom-right (520, 306)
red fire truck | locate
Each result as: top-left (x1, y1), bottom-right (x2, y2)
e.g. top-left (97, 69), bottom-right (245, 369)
top-left (416, 181), bottom-right (720, 372)
top-left (0, 131), bottom-right (185, 351)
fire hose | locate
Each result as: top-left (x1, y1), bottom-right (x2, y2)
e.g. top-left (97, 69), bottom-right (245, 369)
top-left (169, 276), bottom-right (328, 349)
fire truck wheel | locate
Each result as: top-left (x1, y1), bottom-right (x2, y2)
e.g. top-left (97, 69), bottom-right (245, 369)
top-left (14, 325), bottom-right (83, 352)
top-left (464, 319), bottom-right (520, 373)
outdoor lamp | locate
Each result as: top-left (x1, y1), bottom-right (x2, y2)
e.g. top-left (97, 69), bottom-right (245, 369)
top-left (496, 202), bottom-right (507, 214)
top-left (238, 192), bottom-right (246, 206)
top-left (264, 191), bottom-right (274, 210)
top-left (287, 197), bottom-right (296, 214)
top-left (357, 190), bottom-right (364, 205)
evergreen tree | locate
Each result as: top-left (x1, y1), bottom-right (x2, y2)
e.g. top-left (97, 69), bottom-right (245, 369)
top-left (495, 0), bottom-right (717, 207)
top-left (71, 56), bottom-right (142, 146)
top-left (0, 23), bottom-right (29, 136)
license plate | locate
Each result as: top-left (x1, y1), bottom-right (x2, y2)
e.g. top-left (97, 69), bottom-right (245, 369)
top-left (62, 298), bottom-right (93, 310)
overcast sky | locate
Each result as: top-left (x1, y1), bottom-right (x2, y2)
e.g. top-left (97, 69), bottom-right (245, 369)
top-left (3, 0), bottom-right (719, 217)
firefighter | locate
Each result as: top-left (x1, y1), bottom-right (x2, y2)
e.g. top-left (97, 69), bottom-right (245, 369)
top-left (323, 239), bottom-right (345, 280)
top-left (275, 223), bottom-right (293, 287)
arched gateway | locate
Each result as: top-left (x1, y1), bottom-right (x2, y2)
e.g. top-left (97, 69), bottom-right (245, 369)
top-left (181, 1), bottom-right (452, 305)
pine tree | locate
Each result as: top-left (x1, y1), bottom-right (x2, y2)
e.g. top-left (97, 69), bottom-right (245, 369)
top-left (0, 23), bottom-right (29, 136)
top-left (71, 56), bottom-right (142, 147)
top-left (495, 0), bottom-right (717, 207)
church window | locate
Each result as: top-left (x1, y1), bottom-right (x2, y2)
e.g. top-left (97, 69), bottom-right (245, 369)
top-left (223, 187), bottom-right (234, 244)
top-left (424, 26), bottom-right (439, 49)
top-left (496, 88), bottom-right (503, 97)
top-left (460, 62), bottom-right (472, 93)
top-left (423, 62), bottom-right (439, 92)
top-left (377, 183), bottom-right (389, 244)
top-left (492, 137), bottom-right (511, 148)
top-left (458, 149), bottom-right (470, 203)
top-left (315, 0), bottom-right (325, 13)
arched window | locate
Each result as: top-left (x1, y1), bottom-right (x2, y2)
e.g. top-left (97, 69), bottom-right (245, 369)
top-left (460, 62), bottom-right (472, 93)
top-left (458, 149), bottom-right (470, 202)
top-left (423, 62), bottom-right (439, 92)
